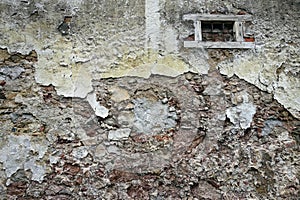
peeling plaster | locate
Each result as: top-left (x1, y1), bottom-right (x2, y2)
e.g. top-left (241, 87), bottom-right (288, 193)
top-left (0, 135), bottom-right (47, 183)
top-left (226, 103), bottom-right (256, 129)
top-left (219, 52), bottom-right (300, 119)
top-left (226, 91), bottom-right (256, 129)
top-left (0, 0), bottom-right (209, 119)
top-left (0, 1), bottom-right (298, 115)
top-left (0, 0), bottom-right (299, 198)
top-left (274, 73), bottom-right (300, 119)
top-left (101, 51), bottom-right (194, 79)
top-left (87, 92), bottom-right (109, 118)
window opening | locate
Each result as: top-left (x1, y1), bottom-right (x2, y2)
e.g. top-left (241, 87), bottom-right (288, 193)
top-left (201, 21), bottom-right (234, 42)
top-left (183, 14), bottom-right (255, 49)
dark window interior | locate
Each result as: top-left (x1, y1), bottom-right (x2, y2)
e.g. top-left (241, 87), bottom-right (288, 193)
top-left (202, 21), bottom-right (234, 42)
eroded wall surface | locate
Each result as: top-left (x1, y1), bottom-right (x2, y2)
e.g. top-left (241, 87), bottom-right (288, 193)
top-left (0, 0), bottom-right (299, 199)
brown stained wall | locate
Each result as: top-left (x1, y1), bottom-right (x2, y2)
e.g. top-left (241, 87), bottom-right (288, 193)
top-left (0, 0), bottom-right (299, 199)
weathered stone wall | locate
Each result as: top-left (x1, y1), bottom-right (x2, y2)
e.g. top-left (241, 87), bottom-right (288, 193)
top-left (0, 0), bottom-right (299, 199)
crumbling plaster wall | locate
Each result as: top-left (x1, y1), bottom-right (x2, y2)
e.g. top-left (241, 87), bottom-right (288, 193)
top-left (0, 0), bottom-right (299, 118)
top-left (0, 0), bottom-right (299, 199)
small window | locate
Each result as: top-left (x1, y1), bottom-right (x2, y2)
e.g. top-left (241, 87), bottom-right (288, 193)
top-left (183, 14), bottom-right (255, 49)
top-left (201, 21), bottom-right (234, 42)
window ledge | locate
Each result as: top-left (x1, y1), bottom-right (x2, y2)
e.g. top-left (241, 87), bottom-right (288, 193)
top-left (183, 14), bottom-right (253, 22)
top-left (184, 41), bottom-right (255, 49)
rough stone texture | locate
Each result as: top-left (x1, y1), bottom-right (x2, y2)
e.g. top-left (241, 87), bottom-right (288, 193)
top-left (132, 98), bottom-right (178, 135)
top-left (108, 128), bottom-right (131, 141)
top-left (0, 0), bottom-right (299, 199)
top-left (0, 66), bottom-right (25, 80)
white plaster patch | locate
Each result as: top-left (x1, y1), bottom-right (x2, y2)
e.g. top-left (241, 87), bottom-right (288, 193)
top-left (274, 73), bottom-right (300, 119)
top-left (182, 49), bottom-right (210, 75)
top-left (102, 52), bottom-right (193, 79)
top-left (49, 155), bottom-right (60, 164)
top-left (0, 135), bottom-right (30, 178)
top-left (226, 92), bottom-right (256, 129)
top-left (226, 103), bottom-right (256, 129)
top-left (218, 54), bottom-right (266, 91)
top-left (0, 135), bottom-right (47, 183)
top-left (145, 0), bottom-right (162, 50)
top-left (87, 93), bottom-right (109, 118)
top-left (163, 26), bottom-right (179, 53)
top-left (24, 159), bottom-right (46, 183)
top-left (0, 66), bottom-right (25, 80)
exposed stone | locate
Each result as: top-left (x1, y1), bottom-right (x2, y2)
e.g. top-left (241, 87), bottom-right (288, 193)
top-left (0, 66), bottom-right (25, 80)
top-left (95, 144), bottom-right (107, 158)
top-left (132, 98), bottom-right (178, 135)
top-left (72, 146), bottom-right (89, 159)
top-left (261, 120), bottom-right (283, 136)
top-left (108, 86), bottom-right (130, 103)
top-left (192, 180), bottom-right (221, 199)
top-left (0, 0), bottom-right (299, 199)
top-left (117, 111), bottom-right (135, 127)
top-left (108, 128), bottom-right (131, 141)
top-left (0, 48), bottom-right (10, 62)
top-left (202, 76), bottom-right (223, 96)
top-left (161, 97), bottom-right (168, 104)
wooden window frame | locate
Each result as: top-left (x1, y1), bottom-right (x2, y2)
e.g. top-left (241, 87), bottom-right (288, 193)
top-left (183, 14), bottom-right (255, 49)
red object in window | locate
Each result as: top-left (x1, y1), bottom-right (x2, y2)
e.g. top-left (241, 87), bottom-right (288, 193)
top-left (244, 37), bottom-right (255, 42)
